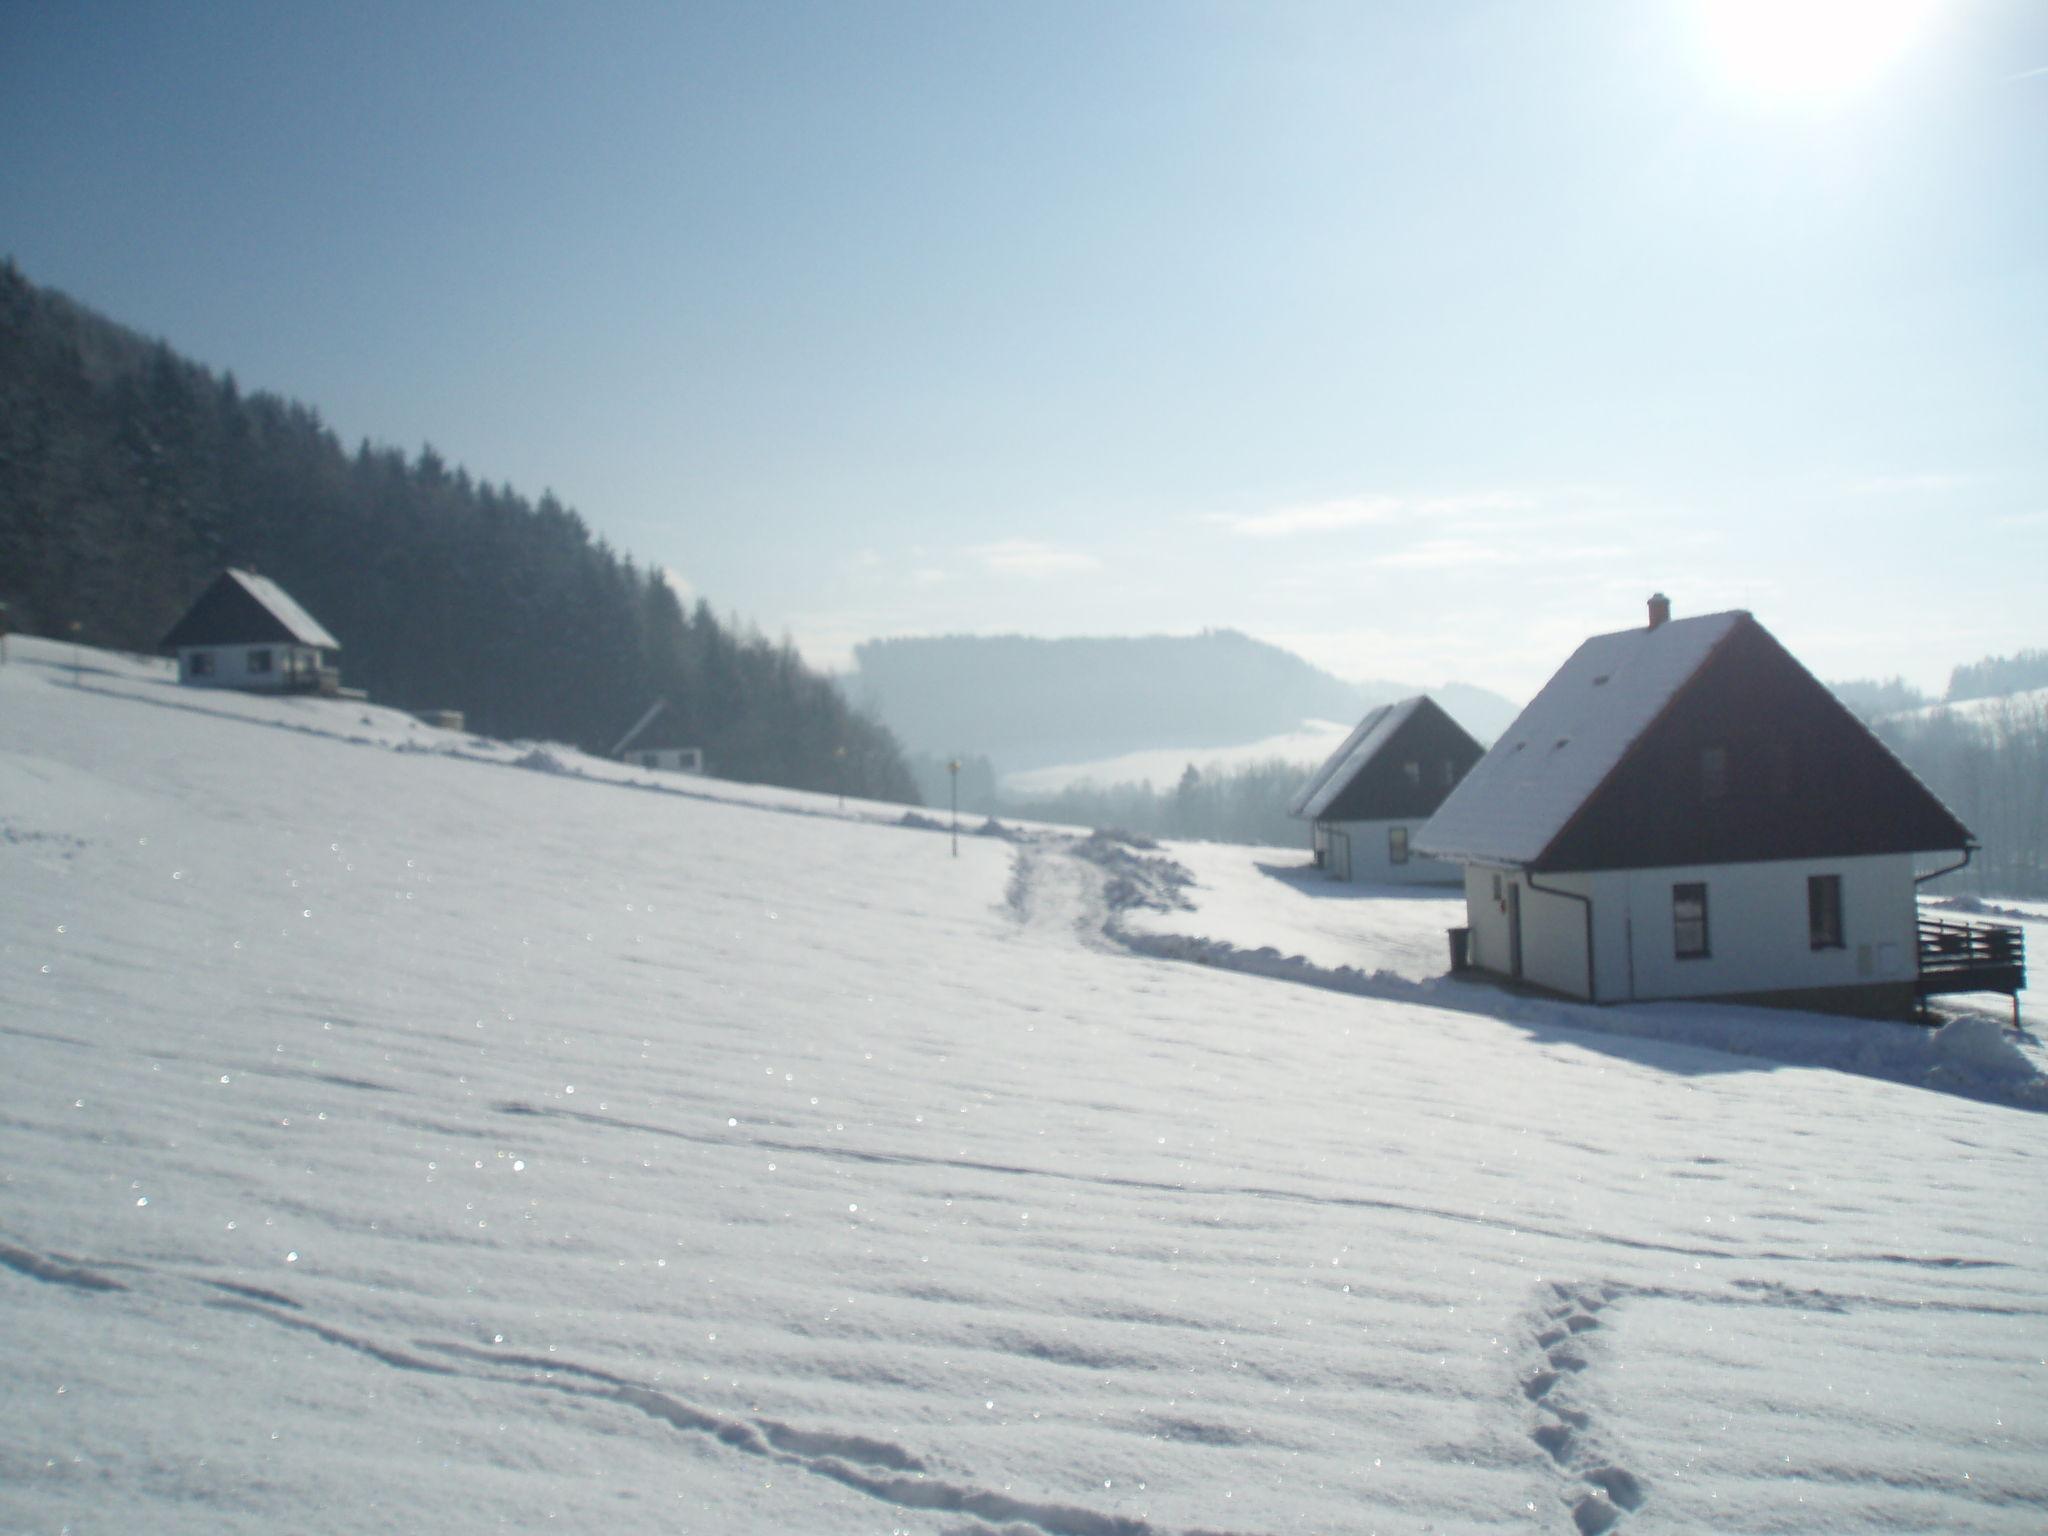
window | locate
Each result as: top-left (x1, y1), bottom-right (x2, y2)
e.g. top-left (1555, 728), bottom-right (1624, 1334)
top-left (1701, 746), bottom-right (1728, 800)
top-left (188, 652), bottom-right (213, 677)
top-left (1402, 760), bottom-right (1421, 787)
top-left (247, 648), bottom-right (272, 673)
top-left (1388, 826), bottom-right (1409, 865)
top-left (1673, 883), bottom-right (1710, 959)
top-left (1808, 874), bottom-right (1844, 950)
top-left (1441, 758), bottom-right (1457, 787)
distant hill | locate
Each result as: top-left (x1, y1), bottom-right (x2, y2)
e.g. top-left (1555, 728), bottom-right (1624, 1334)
top-left (849, 630), bottom-right (1518, 772)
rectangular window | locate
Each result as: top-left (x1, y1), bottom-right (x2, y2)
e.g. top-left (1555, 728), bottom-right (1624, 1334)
top-left (1441, 758), bottom-right (1457, 787)
top-left (1701, 746), bottom-right (1728, 800)
top-left (1388, 826), bottom-right (1409, 865)
top-left (1402, 760), bottom-right (1421, 787)
top-left (1674, 883), bottom-right (1710, 959)
top-left (1808, 874), bottom-right (1844, 949)
top-left (188, 652), bottom-right (213, 677)
top-left (247, 648), bottom-right (272, 674)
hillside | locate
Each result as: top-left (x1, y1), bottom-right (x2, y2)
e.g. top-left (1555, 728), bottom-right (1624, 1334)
top-left (4, 635), bottom-right (2046, 1535)
top-left (0, 260), bottom-right (916, 802)
top-left (849, 630), bottom-right (1518, 772)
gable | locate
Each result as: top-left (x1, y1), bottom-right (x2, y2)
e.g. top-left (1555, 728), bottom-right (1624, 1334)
top-left (1415, 610), bottom-right (1742, 866)
top-left (1315, 697), bottom-right (1483, 822)
top-left (1536, 618), bottom-right (1971, 870)
top-left (160, 570), bottom-right (340, 651)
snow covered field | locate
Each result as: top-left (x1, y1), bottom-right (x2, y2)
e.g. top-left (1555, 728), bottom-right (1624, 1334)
top-left (5, 636), bottom-right (2047, 1535)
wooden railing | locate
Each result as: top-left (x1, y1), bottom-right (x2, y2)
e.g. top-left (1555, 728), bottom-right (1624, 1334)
top-left (1916, 915), bottom-right (2026, 998)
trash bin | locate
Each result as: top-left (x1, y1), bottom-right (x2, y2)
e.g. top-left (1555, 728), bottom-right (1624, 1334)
top-left (1447, 926), bottom-right (1470, 972)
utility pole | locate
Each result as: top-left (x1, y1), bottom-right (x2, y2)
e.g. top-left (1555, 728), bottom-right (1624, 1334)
top-left (948, 758), bottom-right (960, 858)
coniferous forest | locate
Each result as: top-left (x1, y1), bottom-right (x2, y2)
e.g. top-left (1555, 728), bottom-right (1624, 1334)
top-left (0, 261), bottom-right (918, 804)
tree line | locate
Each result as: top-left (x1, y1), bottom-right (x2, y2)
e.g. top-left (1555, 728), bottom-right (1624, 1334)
top-left (0, 260), bottom-right (917, 803)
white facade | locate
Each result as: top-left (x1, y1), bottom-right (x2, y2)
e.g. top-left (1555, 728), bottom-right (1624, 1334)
top-left (177, 643), bottom-right (327, 692)
top-left (1316, 818), bottom-right (1460, 886)
top-left (1460, 853), bottom-right (1919, 1005)
top-left (625, 746), bottom-right (704, 775)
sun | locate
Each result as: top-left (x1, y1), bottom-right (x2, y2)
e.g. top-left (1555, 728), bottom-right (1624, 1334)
top-left (1693, 0), bottom-right (1945, 101)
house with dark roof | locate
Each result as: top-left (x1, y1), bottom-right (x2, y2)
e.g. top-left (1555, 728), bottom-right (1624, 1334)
top-left (1416, 595), bottom-right (2023, 1019)
top-left (1289, 695), bottom-right (1482, 884)
top-left (160, 569), bottom-right (342, 694)
top-left (612, 699), bottom-right (704, 775)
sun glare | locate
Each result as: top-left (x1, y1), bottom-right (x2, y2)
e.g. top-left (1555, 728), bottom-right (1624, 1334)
top-left (1694, 0), bottom-right (1945, 101)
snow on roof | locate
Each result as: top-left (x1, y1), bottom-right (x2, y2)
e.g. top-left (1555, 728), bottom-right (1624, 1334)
top-left (1288, 696), bottom-right (1426, 821)
top-left (226, 568), bottom-right (341, 650)
top-left (1415, 610), bottom-right (1745, 867)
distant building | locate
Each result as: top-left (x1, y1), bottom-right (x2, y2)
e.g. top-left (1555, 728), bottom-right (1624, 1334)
top-left (612, 699), bottom-right (703, 775)
top-left (160, 569), bottom-right (341, 693)
top-left (1416, 595), bottom-right (2023, 1019)
top-left (1289, 695), bottom-right (1482, 884)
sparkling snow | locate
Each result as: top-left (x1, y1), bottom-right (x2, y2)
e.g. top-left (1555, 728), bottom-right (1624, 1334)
top-left (3, 635), bottom-right (2045, 1535)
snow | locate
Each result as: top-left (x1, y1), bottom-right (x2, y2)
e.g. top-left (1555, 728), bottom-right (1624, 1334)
top-left (1286, 696), bottom-right (1425, 821)
top-left (1417, 611), bottom-right (1744, 867)
top-left (1886, 686), bottom-right (2048, 730)
top-left (1001, 719), bottom-right (1353, 795)
top-left (5, 633), bottom-right (2048, 1535)
top-left (219, 568), bottom-right (343, 649)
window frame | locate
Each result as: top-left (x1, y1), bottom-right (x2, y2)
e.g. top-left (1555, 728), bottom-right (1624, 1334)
top-left (1388, 826), bottom-right (1409, 865)
top-left (1808, 873), bottom-right (1844, 950)
top-left (188, 651), bottom-right (214, 677)
top-left (247, 647), bottom-right (273, 674)
top-left (1673, 882), bottom-right (1711, 960)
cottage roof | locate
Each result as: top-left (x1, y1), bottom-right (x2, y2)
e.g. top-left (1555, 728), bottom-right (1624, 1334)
top-left (1418, 608), bottom-right (1973, 870)
top-left (161, 569), bottom-right (341, 651)
top-left (1415, 611), bottom-right (1745, 866)
top-left (1289, 696), bottom-right (1425, 820)
top-left (612, 699), bottom-right (694, 756)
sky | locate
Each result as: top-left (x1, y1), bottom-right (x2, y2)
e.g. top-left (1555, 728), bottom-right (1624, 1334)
top-left (2, 0), bottom-right (2043, 700)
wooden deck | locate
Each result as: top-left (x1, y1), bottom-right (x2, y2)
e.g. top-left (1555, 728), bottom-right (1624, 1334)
top-left (1917, 914), bottom-right (2026, 1006)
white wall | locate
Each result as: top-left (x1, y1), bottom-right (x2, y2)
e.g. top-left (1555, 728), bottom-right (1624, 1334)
top-left (627, 748), bottom-right (703, 774)
top-left (1322, 818), bottom-right (1460, 886)
top-left (1457, 854), bottom-right (1918, 1005)
top-left (1598, 854), bottom-right (1918, 1003)
top-left (179, 644), bottom-right (323, 691)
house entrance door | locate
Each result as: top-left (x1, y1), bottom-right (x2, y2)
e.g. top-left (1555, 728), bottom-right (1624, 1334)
top-left (1507, 882), bottom-right (1524, 982)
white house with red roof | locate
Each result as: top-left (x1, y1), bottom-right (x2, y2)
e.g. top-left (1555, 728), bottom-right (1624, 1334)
top-left (1416, 596), bottom-right (2021, 1019)
top-left (1288, 695), bottom-right (1482, 884)
top-left (160, 569), bottom-right (342, 694)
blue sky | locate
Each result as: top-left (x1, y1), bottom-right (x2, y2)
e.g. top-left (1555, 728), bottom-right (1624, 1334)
top-left (3, 0), bottom-right (2043, 699)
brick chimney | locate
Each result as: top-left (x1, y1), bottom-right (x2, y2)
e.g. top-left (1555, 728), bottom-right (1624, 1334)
top-left (1647, 592), bottom-right (1671, 629)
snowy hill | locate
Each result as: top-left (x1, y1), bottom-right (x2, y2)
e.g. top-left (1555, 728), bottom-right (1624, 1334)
top-left (5, 636), bottom-right (2047, 1535)
top-left (1886, 684), bottom-right (2048, 730)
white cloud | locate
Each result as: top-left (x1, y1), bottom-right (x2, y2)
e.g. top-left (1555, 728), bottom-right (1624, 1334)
top-left (1374, 538), bottom-right (1514, 571)
top-left (1223, 490), bottom-right (1538, 539)
top-left (658, 566), bottom-right (695, 603)
top-left (970, 540), bottom-right (1101, 578)
top-left (910, 567), bottom-right (950, 586)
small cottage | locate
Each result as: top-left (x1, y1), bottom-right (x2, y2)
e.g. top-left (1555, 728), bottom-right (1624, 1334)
top-left (1415, 596), bottom-right (2023, 1019)
top-left (1289, 695), bottom-right (1482, 884)
top-left (612, 699), bottom-right (704, 774)
top-left (160, 569), bottom-right (341, 693)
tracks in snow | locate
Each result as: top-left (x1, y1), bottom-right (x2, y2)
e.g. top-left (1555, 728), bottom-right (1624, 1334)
top-left (0, 1234), bottom-right (1257, 1536)
top-left (1518, 1281), bottom-right (1649, 1535)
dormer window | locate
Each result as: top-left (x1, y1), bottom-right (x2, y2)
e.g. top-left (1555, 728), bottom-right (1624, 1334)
top-left (1402, 761), bottom-right (1421, 787)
